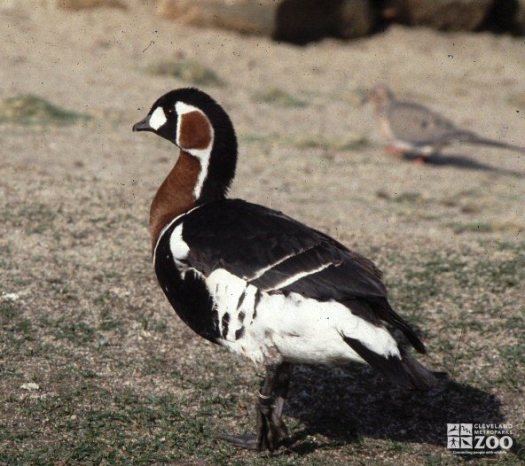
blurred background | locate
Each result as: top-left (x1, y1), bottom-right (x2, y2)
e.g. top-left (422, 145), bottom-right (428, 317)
top-left (1, 1), bottom-right (524, 464)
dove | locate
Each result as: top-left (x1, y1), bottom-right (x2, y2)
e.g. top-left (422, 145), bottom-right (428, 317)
top-left (364, 84), bottom-right (525, 161)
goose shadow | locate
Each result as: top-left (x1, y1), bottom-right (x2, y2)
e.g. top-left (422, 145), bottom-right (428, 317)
top-left (282, 364), bottom-right (510, 456)
top-left (400, 151), bottom-right (524, 178)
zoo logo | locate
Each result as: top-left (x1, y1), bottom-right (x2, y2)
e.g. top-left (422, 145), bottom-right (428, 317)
top-left (447, 423), bottom-right (514, 455)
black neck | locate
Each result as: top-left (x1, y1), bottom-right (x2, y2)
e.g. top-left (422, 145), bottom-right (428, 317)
top-left (197, 111), bottom-right (238, 205)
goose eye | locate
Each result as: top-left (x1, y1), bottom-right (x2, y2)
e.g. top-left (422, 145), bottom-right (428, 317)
top-left (166, 107), bottom-right (175, 117)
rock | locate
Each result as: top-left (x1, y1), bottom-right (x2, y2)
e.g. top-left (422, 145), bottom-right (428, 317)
top-left (482, 0), bottom-right (522, 33)
top-left (157, 0), bottom-right (375, 43)
top-left (383, 0), bottom-right (495, 31)
top-left (275, 0), bottom-right (375, 44)
top-left (57, 0), bottom-right (127, 10)
top-left (514, 0), bottom-right (525, 33)
top-left (156, 0), bottom-right (275, 36)
top-left (508, 0), bottom-right (525, 34)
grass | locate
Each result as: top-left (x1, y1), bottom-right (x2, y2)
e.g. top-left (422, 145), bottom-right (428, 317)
top-left (507, 91), bottom-right (525, 111)
top-left (448, 221), bottom-right (522, 235)
top-left (376, 190), bottom-right (425, 204)
top-left (147, 59), bottom-right (224, 86)
top-left (290, 135), bottom-right (371, 152)
top-left (3, 202), bottom-right (58, 235)
top-left (255, 88), bottom-right (307, 108)
top-left (239, 132), bottom-right (371, 153)
top-left (386, 240), bottom-right (524, 397)
top-left (387, 241), bottom-right (524, 313)
top-left (0, 137), bottom-right (522, 464)
top-left (1, 388), bottom-right (217, 464)
top-left (57, 0), bottom-right (127, 9)
top-left (1, 234), bottom-right (523, 465)
top-left (0, 95), bottom-right (91, 125)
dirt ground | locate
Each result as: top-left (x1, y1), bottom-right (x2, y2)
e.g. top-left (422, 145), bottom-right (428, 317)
top-left (0, 1), bottom-right (524, 465)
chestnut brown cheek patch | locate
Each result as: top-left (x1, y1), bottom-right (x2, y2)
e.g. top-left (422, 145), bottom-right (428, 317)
top-left (179, 111), bottom-right (212, 150)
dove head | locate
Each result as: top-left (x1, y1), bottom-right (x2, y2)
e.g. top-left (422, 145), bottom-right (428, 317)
top-left (364, 84), bottom-right (395, 111)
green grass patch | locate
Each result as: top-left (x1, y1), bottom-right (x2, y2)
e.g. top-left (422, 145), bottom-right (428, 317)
top-left (147, 59), bottom-right (224, 86)
top-left (3, 202), bottom-right (59, 235)
top-left (0, 302), bottom-right (17, 322)
top-left (496, 342), bottom-right (525, 391)
top-left (0, 302), bottom-right (38, 354)
top-left (0, 95), bottom-right (91, 125)
top-left (291, 135), bottom-right (370, 152)
top-left (1, 236), bottom-right (523, 464)
top-left (376, 190), bottom-right (426, 204)
top-left (448, 221), bottom-right (522, 235)
top-left (0, 388), bottom-right (228, 465)
top-left (256, 87), bottom-right (307, 108)
top-left (507, 91), bottom-right (525, 110)
top-left (388, 241), bottom-right (524, 311)
top-left (53, 320), bottom-right (97, 344)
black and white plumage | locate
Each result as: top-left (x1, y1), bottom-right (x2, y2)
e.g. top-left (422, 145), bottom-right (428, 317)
top-left (133, 88), bottom-right (438, 452)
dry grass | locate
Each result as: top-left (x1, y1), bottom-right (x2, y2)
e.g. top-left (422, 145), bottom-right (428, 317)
top-left (255, 87), bottom-right (308, 108)
top-left (147, 59), bottom-right (225, 87)
top-left (1, 126), bottom-right (523, 465)
top-left (1, 2), bottom-right (524, 464)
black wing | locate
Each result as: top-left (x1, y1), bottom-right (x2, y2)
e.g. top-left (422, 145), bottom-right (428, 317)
top-left (181, 199), bottom-right (425, 353)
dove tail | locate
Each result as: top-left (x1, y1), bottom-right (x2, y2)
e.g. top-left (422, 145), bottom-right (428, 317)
top-left (465, 135), bottom-right (525, 154)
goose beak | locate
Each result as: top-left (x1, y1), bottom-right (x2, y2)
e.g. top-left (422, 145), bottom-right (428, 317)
top-left (132, 117), bottom-right (152, 132)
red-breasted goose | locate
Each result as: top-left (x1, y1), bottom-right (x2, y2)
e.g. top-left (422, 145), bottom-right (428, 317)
top-left (132, 88), bottom-right (438, 452)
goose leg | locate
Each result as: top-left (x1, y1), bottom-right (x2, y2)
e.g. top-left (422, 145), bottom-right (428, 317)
top-left (257, 362), bottom-right (292, 451)
top-left (221, 362), bottom-right (292, 452)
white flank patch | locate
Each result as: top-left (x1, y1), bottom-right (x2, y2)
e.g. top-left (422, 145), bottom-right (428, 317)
top-left (269, 262), bottom-right (333, 291)
top-left (149, 106), bottom-right (167, 130)
top-left (206, 269), bottom-right (250, 341)
top-left (204, 269), bottom-right (400, 366)
top-left (169, 224), bottom-right (189, 260)
top-left (174, 101), bottom-right (214, 199)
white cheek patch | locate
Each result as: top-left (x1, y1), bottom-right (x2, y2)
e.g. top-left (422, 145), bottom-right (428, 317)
top-left (149, 106), bottom-right (167, 130)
